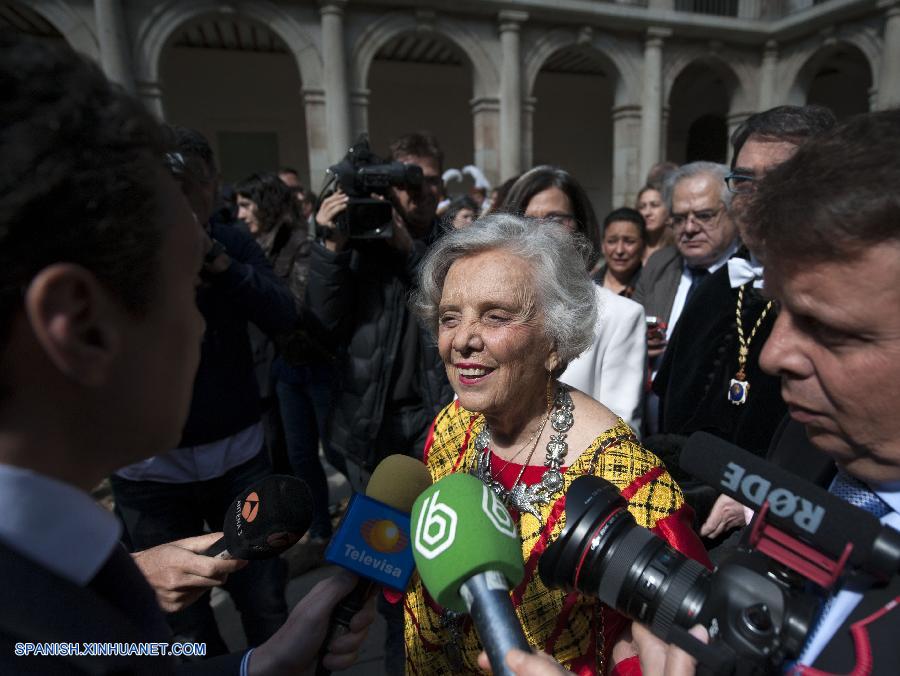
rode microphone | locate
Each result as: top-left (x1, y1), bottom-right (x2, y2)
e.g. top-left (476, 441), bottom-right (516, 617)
top-left (317, 454), bottom-right (432, 676)
top-left (682, 432), bottom-right (900, 583)
top-left (204, 474), bottom-right (313, 559)
top-left (410, 472), bottom-right (530, 676)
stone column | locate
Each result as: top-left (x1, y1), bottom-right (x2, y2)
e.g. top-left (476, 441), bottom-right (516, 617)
top-left (137, 81), bottom-right (164, 120)
top-left (640, 27), bottom-right (670, 182)
top-left (94, 0), bottom-right (136, 94)
top-left (350, 88), bottom-right (370, 140)
top-left (472, 96), bottom-right (501, 187)
top-left (758, 41), bottom-right (778, 111)
top-left (878, 1), bottom-right (900, 108)
top-left (612, 104), bottom-right (642, 207)
top-left (303, 88), bottom-right (331, 189)
top-left (738, 0), bottom-right (760, 19)
top-left (498, 11), bottom-right (528, 181)
top-left (319, 0), bottom-right (352, 159)
top-left (521, 95), bottom-right (537, 171)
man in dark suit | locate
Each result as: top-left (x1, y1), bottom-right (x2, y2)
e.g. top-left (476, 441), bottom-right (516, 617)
top-left (0, 32), bottom-right (371, 675)
top-left (625, 110), bottom-right (900, 675)
top-left (632, 162), bottom-right (740, 362)
top-left (633, 162), bottom-right (740, 436)
top-left (649, 106), bottom-right (837, 531)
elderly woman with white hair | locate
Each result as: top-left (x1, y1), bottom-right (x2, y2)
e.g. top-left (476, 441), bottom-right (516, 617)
top-left (403, 214), bottom-right (708, 675)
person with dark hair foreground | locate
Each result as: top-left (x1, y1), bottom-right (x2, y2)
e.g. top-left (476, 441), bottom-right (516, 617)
top-left (235, 173), bottom-right (334, 543)
top-left (0, 31), bottom-right (372, 674)
top-left (508, 109), bottom-right (900, 676)
top-left (502, 166), bottom-right (647, 433)
top-left (593, 207), bottom-right (646, 298)
top-left (111, 129), bottom-right (297, 654)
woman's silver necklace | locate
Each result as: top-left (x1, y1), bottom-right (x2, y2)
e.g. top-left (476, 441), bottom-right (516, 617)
top-left (472, 385), bottom-right (575, 524)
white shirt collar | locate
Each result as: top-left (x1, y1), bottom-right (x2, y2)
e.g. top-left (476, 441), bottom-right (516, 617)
top-left (0, 464), bottom-right (121, 586)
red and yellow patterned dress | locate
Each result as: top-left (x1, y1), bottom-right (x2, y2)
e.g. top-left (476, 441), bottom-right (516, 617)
top-left (404, 400), bottom-right (709, 675)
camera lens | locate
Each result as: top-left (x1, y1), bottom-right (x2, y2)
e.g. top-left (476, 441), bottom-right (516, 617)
top-left (539, 476), bottom-right (709, 639)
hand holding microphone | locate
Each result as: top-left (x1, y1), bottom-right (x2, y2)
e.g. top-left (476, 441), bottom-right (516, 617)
top-left (134, 474), bottom-right (312, 613)
top-left (204, 474), bottom-right (313, 560)
top-left (410, 472), bottom-right (531, 676)
top-left (316, 454), bottom-right (432, 676)
top-left (131, 533), bottom-right (248, 613)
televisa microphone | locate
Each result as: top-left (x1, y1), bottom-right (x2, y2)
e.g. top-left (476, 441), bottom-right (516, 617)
top-left (410, 472), bottom-right (530, 676)
top-left (682, 432), bottom-right (900, 580)
top-left (203, 474), bottom-right (313, 560)
top-left (316, 454), bottom-right (432, 676)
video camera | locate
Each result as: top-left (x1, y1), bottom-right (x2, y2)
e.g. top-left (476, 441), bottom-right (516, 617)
top-left (539, 432), bottom-right (900, 675)
top-left (322, 136), bottom-right (424, 240)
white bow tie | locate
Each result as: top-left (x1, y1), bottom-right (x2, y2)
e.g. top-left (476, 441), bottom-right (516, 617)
top-left (727, 256), bottom-right (764, 289)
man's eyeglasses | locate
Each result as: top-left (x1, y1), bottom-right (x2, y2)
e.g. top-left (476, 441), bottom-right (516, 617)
top-left (670, 205), bottom-right (724, 229)
top-left (725, 172), bottom-right (757, 195)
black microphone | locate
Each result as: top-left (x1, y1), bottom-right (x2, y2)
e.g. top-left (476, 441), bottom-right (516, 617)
top-left (681, 432), bottom-right (900, 579)
top-left (204, 474), bottom-right (313, 559)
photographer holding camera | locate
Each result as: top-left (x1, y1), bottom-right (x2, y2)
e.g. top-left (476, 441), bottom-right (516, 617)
top-left (307, 133), bottom-right (454, 485)
top-left (308, 133), bottom-right (454, 675)
top-left (507, 110), bottom-right (900, 676)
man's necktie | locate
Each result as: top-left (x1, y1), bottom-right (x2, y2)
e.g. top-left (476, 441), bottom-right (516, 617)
top-left (800, 468), bottom-right (892, 658)
top-left (685, 266), bottom-right (710, 303)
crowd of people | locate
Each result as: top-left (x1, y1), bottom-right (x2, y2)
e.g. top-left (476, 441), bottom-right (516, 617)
top-left (2, 28), bottom-right (900, 676)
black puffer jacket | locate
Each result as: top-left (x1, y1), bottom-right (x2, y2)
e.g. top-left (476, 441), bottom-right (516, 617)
top-left (306, 238), bottom-right (453, 470)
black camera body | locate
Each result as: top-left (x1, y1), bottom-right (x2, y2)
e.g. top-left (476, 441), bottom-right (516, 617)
top-left (540, 432), bottom-right (900, 675)
top-left (539, 476), bottom-right (815, 675)
top-left (325, 137), bottom-right (423, 240)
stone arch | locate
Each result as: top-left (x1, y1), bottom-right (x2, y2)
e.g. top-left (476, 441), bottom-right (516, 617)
top-left (663, 49), bottom-right (754, 113)
top-left (784, 33), bottom-right (879, 108)
top-left (523, 29), bottom-right (638, 107)
top-left (133, 0), bottom-right (323, 91)
top-left (664, 49), bottom-right (753, 163)
top-left (350, 11), bottom-right (499, 99)
top-left (25, 0), bottom-right (98, 58)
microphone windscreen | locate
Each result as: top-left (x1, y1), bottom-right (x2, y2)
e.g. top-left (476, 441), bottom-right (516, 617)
top-left (681, 432), bottom-right (882, 564)
top-left (410, 473), bottom-right (523, 612)
top-left (367, 454), bottom-right (432, 512)
top-left (222, 474), bottom-right (313, 559)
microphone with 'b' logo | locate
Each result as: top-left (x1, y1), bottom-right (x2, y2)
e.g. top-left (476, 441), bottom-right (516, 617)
top-left (204, 474), bottom-right (313, 559)
top-left (410, 473), bottom-right (531, 676)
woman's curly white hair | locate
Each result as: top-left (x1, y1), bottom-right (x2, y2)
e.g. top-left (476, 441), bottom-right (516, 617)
top-left (412, 212), bottom-right (597, 369)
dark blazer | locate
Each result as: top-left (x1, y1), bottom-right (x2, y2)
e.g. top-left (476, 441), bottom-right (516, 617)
top-left (0, 542), bottom-right (242, 675)
top-left (767, 420), bottom-right (900, 674)
top-left (632, 245), bottom-right (683, 326)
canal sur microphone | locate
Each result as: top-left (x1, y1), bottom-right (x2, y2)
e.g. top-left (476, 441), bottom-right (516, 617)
top-left (410, 472), bottom-right (530, 676)
top-left (204, 474), bottom-right (313, 560)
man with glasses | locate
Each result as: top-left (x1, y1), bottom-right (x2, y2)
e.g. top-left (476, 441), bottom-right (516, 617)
top-left (646, 107), bottom-right (836, 538)
top-left (633, 162), bottom-right (739, 441)
top-left (634, 161), bottom-right (739, 349)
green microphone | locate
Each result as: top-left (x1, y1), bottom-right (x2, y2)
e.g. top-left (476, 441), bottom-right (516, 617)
top-left (411, 472), bottom-right (530, 676)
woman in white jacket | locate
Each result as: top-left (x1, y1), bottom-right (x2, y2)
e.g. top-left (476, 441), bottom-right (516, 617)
top-left (500, 166), bottom-right (647, 434)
